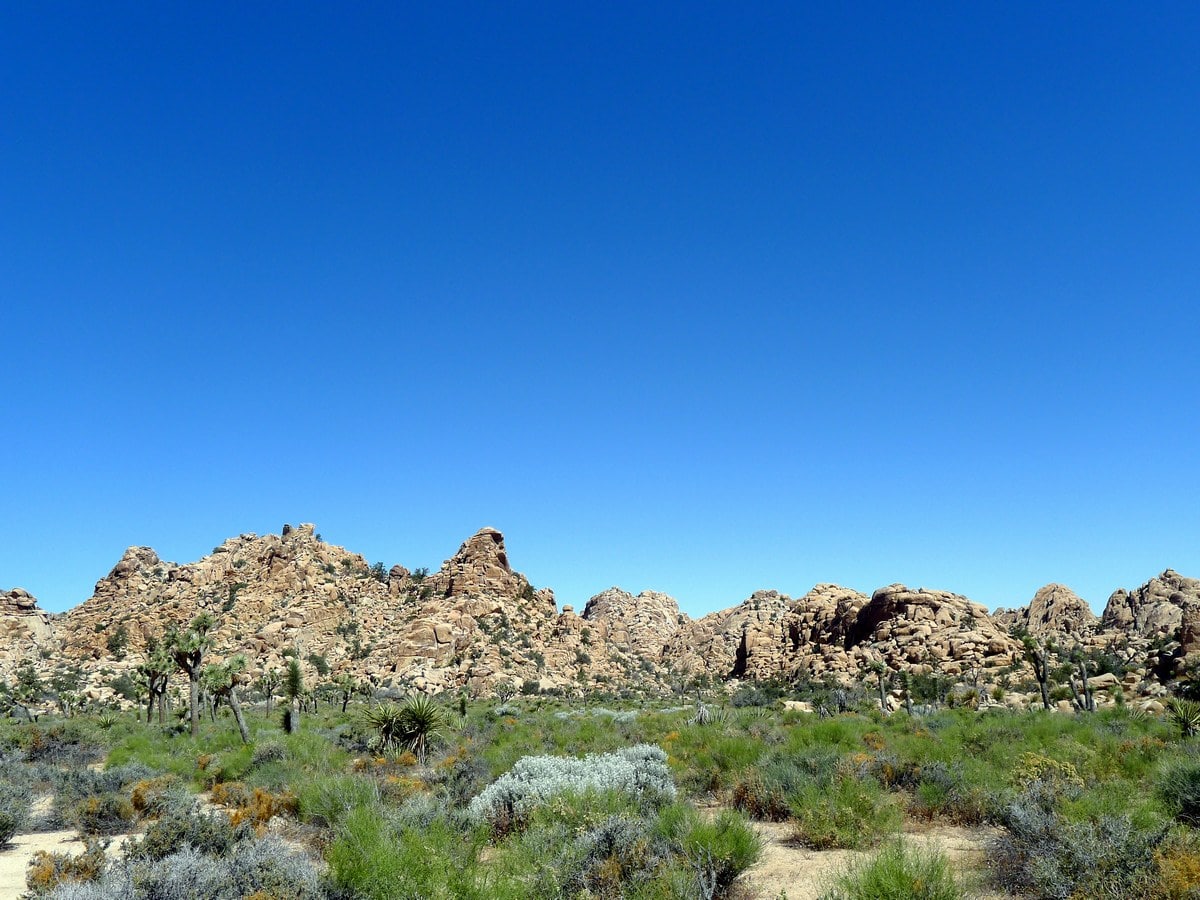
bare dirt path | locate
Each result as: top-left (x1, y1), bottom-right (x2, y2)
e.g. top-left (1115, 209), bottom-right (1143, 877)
top-left (743, 820), bottom-right (1012, 899)
top-left (0, 829), bottom-right (83, 899)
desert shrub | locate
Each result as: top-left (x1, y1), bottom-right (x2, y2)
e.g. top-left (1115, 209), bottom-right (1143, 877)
top-left (35, 836), bottom-right (324, 900)
top-left (1159, 758), bottom-right (1200, 826)
top-left (46, 763), bottom-right (158, 830)
top-left (250, 741), bottom-right (286, 767)
top-left (70, 793), bottom-right (135, 836)
top-left (468, 744), bottom-right (676, 830)
top-left (819, 840), bottom-right (962, 900)
top-left (296, 774), bottom-right (380, 827)
top-left (678, 808), bottom-right (762, 898)
top-left (427, 748), bottom-right (493, 806)
top-left (125, 801), bottom-right (251, 861)
top-left (25, 837), bottom-right (108, 896)
top-left (228, 787), bottom-right (296, 831)
top-left (908, 761), bottom-right (993, 825)
top-left (0, 778), bottom-right (30, 845)
top-left (556, 814), bottom-right (671, 898)
top-left (387, 791), bottom-right (443, 831)
top-left (988, 780), bottom-right (1166, 899)
top-left (730, 755), bottom-right (810, 821)
top-left (128, 775), bottom-right (183, 819)
top-left (328, 805), bottom-right (525, 900)
top-left (790, 774), bottom-right (901, 849)
top-left (1152, 827), bottom-right (1200, 899)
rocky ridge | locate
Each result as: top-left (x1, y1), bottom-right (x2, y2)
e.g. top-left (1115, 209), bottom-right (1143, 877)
top-left (5, 525), bottom-right (1198, 708)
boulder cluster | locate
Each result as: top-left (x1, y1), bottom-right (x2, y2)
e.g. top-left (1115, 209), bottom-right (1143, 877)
top-left (3, 525), bottom-right (1198, 709)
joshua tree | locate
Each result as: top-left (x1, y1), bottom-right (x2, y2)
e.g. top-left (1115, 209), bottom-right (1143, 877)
top-left (1065, 649), bottom-right (1096, 713)
top-left (202, 655), bottom-right (251, 744)
top-left (11, 660), bottom-right (44, 722)
top-left (256, 667), bottom-right (280, 717)
top-left (283, 658), bottom-right (303, 733)
top-left (869, 661), bottom-right (891, 714)
top-left (1022, 636), bottom-right (1053, 711)
top-left (332, 672), bottom-right (362, 713)
top-left (166, 614), bottom-right (215, 737)
top-left (137, 638), bottom-right (173, 725)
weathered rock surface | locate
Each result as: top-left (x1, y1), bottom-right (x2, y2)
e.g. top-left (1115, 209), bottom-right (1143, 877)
top-left (1101, 570), bottom-right (1200, 636)
top-left (582, 588), bottom-right (682, 661)
top-left (0, 588), bottom-right (60, 680)
top-left (847, 585), bottom-right (1024, 676)
top-left (997, 584), bottom-right (1098, 640)
top-left (3, 524), bottom-right (1196, 704)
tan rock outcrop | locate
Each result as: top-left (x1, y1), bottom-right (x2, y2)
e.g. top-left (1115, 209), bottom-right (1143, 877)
top-left (0, 588), bottom-right (60, 680)
top-left (582, 588), bottom-right (682, 662)
top-left (1101, 570), bottom-right (1200, 636)
top-left (1000, 584), bottom-right (1098, 640)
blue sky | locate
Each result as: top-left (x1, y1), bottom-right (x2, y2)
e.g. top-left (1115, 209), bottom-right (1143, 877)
top-left (3, 3), bottom-right (1197, 617)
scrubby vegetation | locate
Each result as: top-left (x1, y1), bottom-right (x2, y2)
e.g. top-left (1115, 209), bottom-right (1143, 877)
top-left (5, 680), bottom-right (1200, 898)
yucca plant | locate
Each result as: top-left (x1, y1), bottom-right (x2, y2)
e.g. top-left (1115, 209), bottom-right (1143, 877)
top-left (363, 696), bottom-right (447, 764)
top-left (1168, 698), bottom-right (1200, 738)
top-left (96, 711), bottom-right (121, 729)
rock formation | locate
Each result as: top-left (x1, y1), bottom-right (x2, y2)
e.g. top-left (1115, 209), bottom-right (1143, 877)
top-left (996, 583), bottom-right (1098, 641)
top-left (0, 588), bottom-right (60, 680)
top-left (1101, 570), bottom-right (1200, 636)
top-left (2, 523), bottom-right (1196, 708)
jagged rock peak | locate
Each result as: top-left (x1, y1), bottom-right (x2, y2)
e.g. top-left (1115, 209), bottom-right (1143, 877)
top-left (108, 546), bottom-right (166, 580)
top-left (1021, 584), bottom-right (1098, 638)
top-left (581, 587), bottom-right (683, 661)
top-left (423, 527), bottom-right (555, 609)
top-left (1, 587), bottom-right (43, 615)
top-left (450, 527), bottom-right (511, 572)
top-left (1101, 569), bottom-right (1200, 636)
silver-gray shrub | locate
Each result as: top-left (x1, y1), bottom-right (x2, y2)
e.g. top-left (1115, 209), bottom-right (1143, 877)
top-left (0, 778), bottom-right (30, 845)
top-left (467, 744), bottom-right (676, 826)
top-left (42, 836), bottom-right (323, 900)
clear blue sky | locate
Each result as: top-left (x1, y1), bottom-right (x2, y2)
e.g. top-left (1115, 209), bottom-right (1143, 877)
top-left (3, 4), bottom-right (1197, 617)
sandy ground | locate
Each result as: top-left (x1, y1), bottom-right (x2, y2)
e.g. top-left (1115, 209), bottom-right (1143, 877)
top-left (0, 829), bottom-right (84, 899)
top-left (743, 820), bottom-right (1012, 900)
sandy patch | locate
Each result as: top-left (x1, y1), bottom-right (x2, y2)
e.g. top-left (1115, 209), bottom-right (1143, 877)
top-left (0, 830), bottom-right (137, 899)
top-left (743, 820), bottom-right (1013, 899)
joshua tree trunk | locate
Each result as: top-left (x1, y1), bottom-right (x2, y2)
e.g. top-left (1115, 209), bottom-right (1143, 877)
top-left (227, 688), bottom-right (250, 744)
top-left (1027, 643), bottom-right (1052, 711)
top-left (189, 672), bottom-right (200, 737)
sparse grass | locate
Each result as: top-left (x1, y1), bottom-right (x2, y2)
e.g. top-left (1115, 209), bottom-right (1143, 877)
top-left (820, 840), bottom-right (962, 900)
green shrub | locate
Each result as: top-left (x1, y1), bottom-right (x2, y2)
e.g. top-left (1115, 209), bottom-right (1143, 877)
top-left (678, 808), bottom-right (762, 897)
top-left (1159, 758), bottom-right (1200, 825)
top-left (790, 775), bottom-right (901, 849)
top-left (987, 780), bottom-right (1166, 899)
top-left (820, 840), bottom-right (962, 900)
top-left (328, 806), bottom-right (526, 900)
top-left (295, 774), bottom-right (380, 827)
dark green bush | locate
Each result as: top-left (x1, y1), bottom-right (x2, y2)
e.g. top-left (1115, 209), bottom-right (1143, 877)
top-left (1158, 758), bottom-right (1200, 825)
